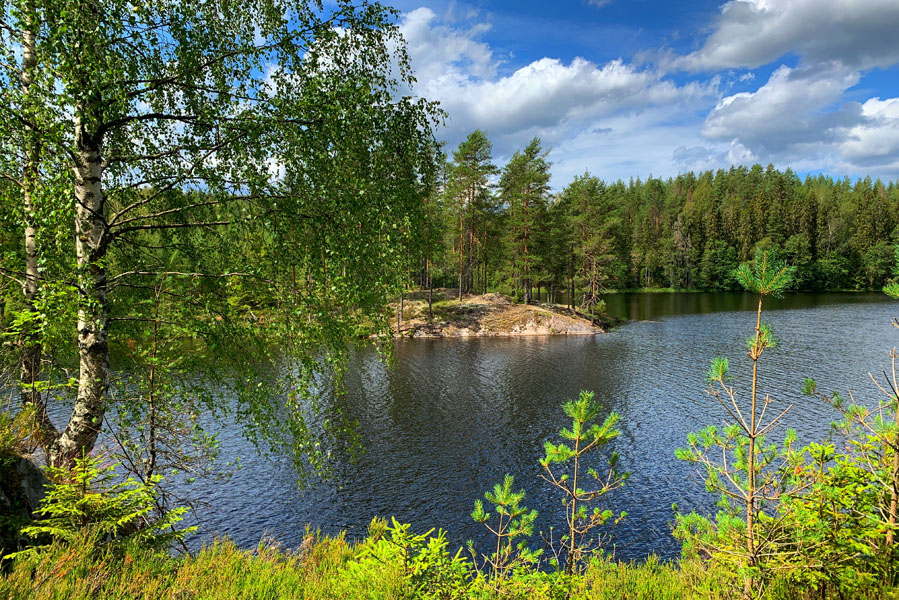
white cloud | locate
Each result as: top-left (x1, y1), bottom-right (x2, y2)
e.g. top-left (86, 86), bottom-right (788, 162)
top-left (670, 0), bottom-right (899, 72)
top-left (671, 141), bottom-right (754, 174)
top-left (400, 7), bottom-right (495, 83)
top-left (701, 63), bottom-right (863, 158)
top-left (552, 106), bottom-right (717, 183)
top-left (840, 98), bottom-right (899, 171)
top-left (586, 0), bottom-right (612, 8)
top-left (395, 3), bottom-right (899, 183)
top-left (697, 64), bottom-right (899, 176)
top-left (398, 8), bottom-right (717, 181)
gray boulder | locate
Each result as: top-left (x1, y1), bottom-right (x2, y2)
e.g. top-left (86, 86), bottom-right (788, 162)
top-left (1, 453), bottom-right (49, 555)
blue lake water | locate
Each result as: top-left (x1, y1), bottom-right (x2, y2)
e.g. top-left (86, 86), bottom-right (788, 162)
top-left (179, 292), bottom-right (897, 561)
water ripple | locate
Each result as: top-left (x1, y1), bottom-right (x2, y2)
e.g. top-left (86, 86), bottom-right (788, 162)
top-left (168, 295), bottom-right (898, 561)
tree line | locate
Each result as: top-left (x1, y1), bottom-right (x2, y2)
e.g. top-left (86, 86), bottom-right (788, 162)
top-left (418, 130), bottom-right (899, 308)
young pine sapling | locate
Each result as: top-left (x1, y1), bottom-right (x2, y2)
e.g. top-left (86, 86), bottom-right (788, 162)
top-left (470, 474), bottom-right (541, 583)
top-left (540, 390), bottom-right (628, 575)
top-left (675, 249), bottom-right (805, 600)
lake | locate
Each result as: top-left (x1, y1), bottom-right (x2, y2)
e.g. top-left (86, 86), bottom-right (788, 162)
top-left (181, 292), bottom-right (897, 561)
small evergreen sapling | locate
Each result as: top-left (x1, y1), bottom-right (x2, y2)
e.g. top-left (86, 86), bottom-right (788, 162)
top-left (470, 474), bottom-right (541, 583)
top-left (540, 390), bottom-right (628, 575)
top-left (675, 249), bottom-right (803, 600)
top-left (7, 454), bottom-right (195, 558)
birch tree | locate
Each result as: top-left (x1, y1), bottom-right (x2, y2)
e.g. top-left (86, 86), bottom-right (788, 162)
top-left (1, 0), bottom-right (74, 453)
top-left (0, 0), bottom-right (439, 473)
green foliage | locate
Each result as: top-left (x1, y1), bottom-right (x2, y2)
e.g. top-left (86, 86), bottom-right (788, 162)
top-left (785, 362), bottom-right (899, 591)
top-left (766, 442), bottom-right (884, 595)
top-left (498, 138), bottom-right (552, 304)
top-left (0, 0), bottom-right (441, 477)
top-left (675, 241), bottom-right (899, 599)
top-left (444, 130), bottom-right (499, 299)
top-left (707, 357), bottom-right (730, 382)
top-left (540, 391), bottom-right (627, 574)
top-left (8, 455), bottom-right (195, 558)
top-left (344, 517), bottom-right (471, 599)
top-left (884, 248), bottom-right (899, 296)
top-left (747, 322), bottom-right (779, 352)
top-left (470, 474), bottom-right (541, 581)
top-left (423, 157), bottom-right (898, 302)
top-left (733, 249), bottom-right (796, 298)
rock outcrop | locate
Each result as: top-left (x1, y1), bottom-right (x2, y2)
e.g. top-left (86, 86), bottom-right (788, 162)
top-left (1, 452), bottom-right (49, 555)
top-left (391, 291), bottom-right (609, 338)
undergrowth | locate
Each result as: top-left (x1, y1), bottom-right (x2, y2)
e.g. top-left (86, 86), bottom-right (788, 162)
top-left (2, 519), bottom-right (895, 599)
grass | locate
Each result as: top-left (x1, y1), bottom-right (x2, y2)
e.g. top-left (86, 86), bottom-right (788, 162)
top-left (3, 521), bottom-right (898, 600)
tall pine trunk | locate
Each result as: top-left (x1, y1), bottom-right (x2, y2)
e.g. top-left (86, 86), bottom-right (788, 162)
top-left (426, 256), bottom-right (433, 321)
top-left (458, 191), bottom-right (465, 303)
top-left (523, 189), bottom-right (530, 304)
top-left (568, 248), bottom-right (575, 309)
top-left (482, 229), bottom-right (488, 295)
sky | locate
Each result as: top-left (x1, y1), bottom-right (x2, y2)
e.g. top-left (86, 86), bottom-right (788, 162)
top-left (380, 0), bottom-right (899, 187)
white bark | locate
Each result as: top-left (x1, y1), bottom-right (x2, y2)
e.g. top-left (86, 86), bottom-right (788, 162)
top-left (20, 12), bottom-right (40, 397)
top-left (20, 5), bottom-right (57, 448)
top-left (50, 113), bottom-right (109, 468)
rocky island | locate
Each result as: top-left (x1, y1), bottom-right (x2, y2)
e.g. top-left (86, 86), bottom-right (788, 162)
top-left (390, 290), bottom-right (609, 338)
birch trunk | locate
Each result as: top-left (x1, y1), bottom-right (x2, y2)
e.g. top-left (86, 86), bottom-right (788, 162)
top-left (50, 114), bottom-right (109, 468)
top-left (20, 6), bottom-right (58, 449)
top-left (20, 11), bottom-right (40, 398)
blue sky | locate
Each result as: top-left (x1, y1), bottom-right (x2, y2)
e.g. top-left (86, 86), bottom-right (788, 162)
top-left (384, 0), bottom-right (899, 186)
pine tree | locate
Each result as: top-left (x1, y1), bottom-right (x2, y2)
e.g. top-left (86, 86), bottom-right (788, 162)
top-left (499, 138), bottom-right (550, 304)
top-left (446, 131), bottom-right (497, 302)
top-left (563, 173), bottom-right (619, 310)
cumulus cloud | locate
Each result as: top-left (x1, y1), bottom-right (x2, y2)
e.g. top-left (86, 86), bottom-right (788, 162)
top-left (550, 106), bottom-right (718, 183)
top-left (840, 98), bottom-right (899, 171)
top-left (701, 63), bottom-right (863, 158)
top-left (395, 2), bottom-right (899, 182)
top-left (671, 141), bottom-right (756, 174)
top-left (398, 7), bottom-right (717, 176)
top-left (670, 0), bottom-right (899, 72)
top-left (400, 7), bottom-right (496, 83)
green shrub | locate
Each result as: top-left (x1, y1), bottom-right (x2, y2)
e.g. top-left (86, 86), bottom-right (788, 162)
top-left (341, 517), bottom-right (472, 599)
top-left (8, 454), bottom-right (195, 558)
